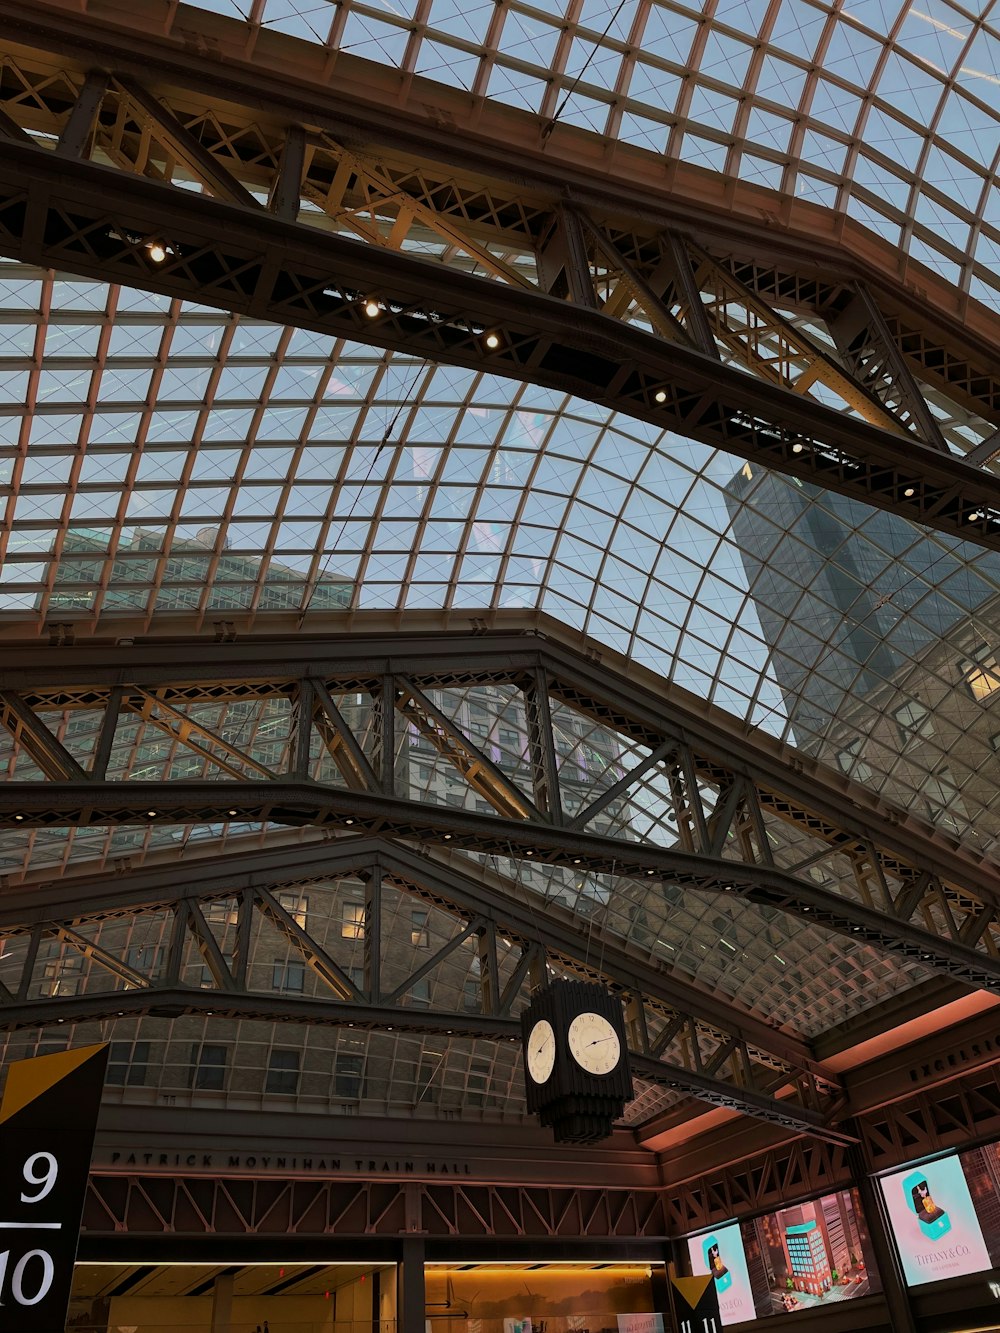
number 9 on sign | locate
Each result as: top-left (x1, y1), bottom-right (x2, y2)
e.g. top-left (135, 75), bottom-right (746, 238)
top-left (20, 1154), bottom-right (58, 1205)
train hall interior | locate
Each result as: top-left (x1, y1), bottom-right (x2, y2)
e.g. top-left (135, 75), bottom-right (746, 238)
top-left (4, 0), bottom-right (1000, 1329)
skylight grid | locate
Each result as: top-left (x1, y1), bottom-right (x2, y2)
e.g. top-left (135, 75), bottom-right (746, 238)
top-left (163, 0), bottom-right (1000, 304)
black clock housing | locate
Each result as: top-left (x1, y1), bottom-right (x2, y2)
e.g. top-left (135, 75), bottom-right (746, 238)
top-left (520, 979), bottom-right (633, 1143)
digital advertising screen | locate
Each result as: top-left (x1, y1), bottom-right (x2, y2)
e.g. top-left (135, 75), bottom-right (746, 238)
top-left (739, 1187), bottom-right (881, 1318)
top-left (879, 1151), bottom-right (993, 1287)
top-left (686, 1221), bottom-right (756, 1326)
top-left (685, 1187), bottom-right (881, 1323)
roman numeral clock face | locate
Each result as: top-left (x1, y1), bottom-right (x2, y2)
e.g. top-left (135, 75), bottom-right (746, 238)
top-left (567, 1011), bottom-right (621, 1075)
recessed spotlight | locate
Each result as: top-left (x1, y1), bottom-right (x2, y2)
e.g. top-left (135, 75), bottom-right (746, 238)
top-left (364, 299), bottom-right (380, 318)
top-left (484, 331), bottom-right (501, 350)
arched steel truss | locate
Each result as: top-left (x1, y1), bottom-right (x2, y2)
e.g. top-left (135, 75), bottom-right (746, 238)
top-left (3, 627), bottom-right (1000, 1142)
top-left (2, 1), bottom-right (1000, 545)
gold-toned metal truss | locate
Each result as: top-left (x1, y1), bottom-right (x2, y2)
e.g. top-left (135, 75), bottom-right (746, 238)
top-left (1, 630), bottom-right (1000, 997)
top-left (0, 835), bottom-right (847, 1142)
top-left (1, 4), bottom-right (1000, 542)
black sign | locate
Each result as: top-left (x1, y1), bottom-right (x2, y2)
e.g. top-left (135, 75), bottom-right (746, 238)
top-left (671, 1274), bottom-right (722, 1333)
top-left (0, 1044), bottom-right (108, 1332)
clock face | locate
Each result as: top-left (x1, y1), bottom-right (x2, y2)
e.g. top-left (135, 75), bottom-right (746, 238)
top-left (526, 1019), bottom-right (556, 1084)
top-left (567, 1011), bottom-right (621, 1076)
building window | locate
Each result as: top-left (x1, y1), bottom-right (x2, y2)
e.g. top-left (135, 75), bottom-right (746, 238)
top-left (467, 1056), bottom-right (491, 1108)
top-left (963, 647), bottom-right (1000, 702)
top-left (893, 700), bottom-right (934, 744)
top-left (335, 1053), bottom-right (364, 1099)
top-left (835, 737), bottom-right (873, 785)
top-left (106, 1040), bottom-right (151, 1087)
top-left (41, 956), bottom-right (83, 998)
top-left (411, 908), bottom-right (429, 948)
top-left (272, 957), bottom-right (305, 993)
top-left (205, 898), bottom-right (239, 926)
top-left (277, 891), bottom-right (309, 929)
top-left (348, 965), bottom-right (365, 991)
top-left (341, 901), bottom-right (365, 940)
top-left (191, 1043), bottom-right (228, 1090)
top-left (265, 1049), bottom-right (300, 1095)
top-left (410, 977), bottom-right (431, 1008)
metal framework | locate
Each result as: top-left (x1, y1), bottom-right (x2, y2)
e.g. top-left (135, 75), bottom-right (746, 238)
top-left (4, 629), bottom-right (1000, 1140)
top-left (2, 630), bottom-right (999, 992)
top-left (0, 835), bottom-right (846, 1142)
top-left (2, 2), bottom-right (1000, 545)
top-left (82, 1172), bottom-right (672, 1241)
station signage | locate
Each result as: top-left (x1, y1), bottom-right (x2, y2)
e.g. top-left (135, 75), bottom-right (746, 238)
top-left (0, 1044), bottom-right (108, 1333)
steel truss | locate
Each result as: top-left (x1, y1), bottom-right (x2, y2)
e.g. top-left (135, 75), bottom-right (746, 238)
top-left (82, 1173), bottom-right (671, 1241)
top-left (0, 835), bottom-right (845, 1142)
top-left (2, 629), bottom-right (1000, 994)
top-left (1, 3), bottom-right (1000, 543)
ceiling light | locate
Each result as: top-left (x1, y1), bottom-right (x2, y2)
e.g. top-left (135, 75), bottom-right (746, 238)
top-left (654, 390), bottom-right (667, 403)
top-left (525, 849), bottom-right (533, 856)
top-left (484, 331), bottom-right (501, 350)
top-left (146, 810), bottom-right (157, 817)
top-left (647, 869), bottom-right (655, 876)
top-left (364, 299), bottom-right (380, 318)
top-left (14, 813), bottom-right (24, 822)
top-left (443, 833), bottom-right (452, 840)
top-left (903, 486), bottom-right (915, 497)
top-left (227, 809), bottom-right (238, 817)
top-left (791, 443), bottom-right (804, 454)
top-left (345, 818), bottom-right (354, 825)
top-left (969, 510), bottom-right (983, 521)
top-left (147, 241), bottom-right (167, 264)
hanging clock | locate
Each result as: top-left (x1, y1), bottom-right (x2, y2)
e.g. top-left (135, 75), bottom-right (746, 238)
top-left (520, 979), bottom-right (633, 1143)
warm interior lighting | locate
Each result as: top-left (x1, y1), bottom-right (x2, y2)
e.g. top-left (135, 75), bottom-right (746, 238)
top-left (904, 486), bottom-right (915, 497)
top-left (484, 331), bottom-right (501, 349)
top-left (146, 809), bottom-right (157, 817)
top-left (364, 299), bottom-right (380, 318)
top-left (791, 442), bottom-right (804, 453)
top-left (147, 241), bottom-right (167, 264)
top-left (654, 389), bottom-right (667, 403)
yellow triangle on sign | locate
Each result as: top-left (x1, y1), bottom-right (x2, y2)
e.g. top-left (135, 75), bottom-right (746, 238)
top-left (0, 1044), bottom-right (107, 1123)
top-left (671, 1274), bottom-right (713, 1309)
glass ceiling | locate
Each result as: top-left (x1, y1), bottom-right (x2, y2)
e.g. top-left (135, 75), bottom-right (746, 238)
top-left (3, 0), bottom-right (1000, 1122)
top-left (3, 261), bottom-right (1000, 866)
top-left (188, 0), bottom-right (1000, 310)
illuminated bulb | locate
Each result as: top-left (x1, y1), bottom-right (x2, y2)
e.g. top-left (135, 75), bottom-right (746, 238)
top-left (484, 331), bottom-right (501, 350)
top-left (970, 510), bottom-right (983, 521)
top-left (654, 390), bottom-right (667, 403)
top-left (443, 833), bottom-right (452, 840)
top-left (647, 869), bottom-right (655, 876)
top-left (903, 486), bottom-right (915, 497)
top-left (345, 818), bottom-right (354, 825)
top-left (525, 849), bottom-right (533, 856)
top-left (791, 443), bottom-right (804, 454)
top-left (227, 809), bottom-right (238, 817)
top-left (146, 809), bottom-right (157, 817)
top-left (147, 242), bottom-right (167, 263)
top-left (364, 299), bottom-right (380, 318)
top-left (14, 813), bottom-right (24, 821)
